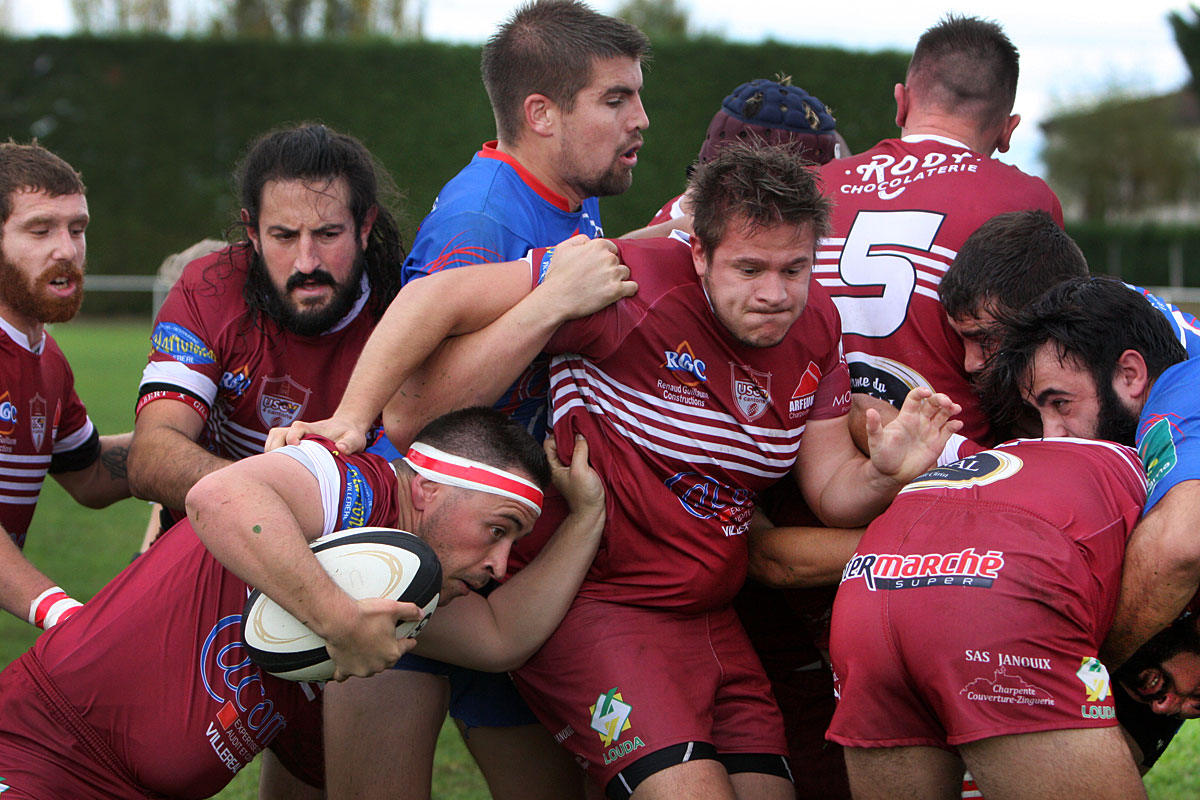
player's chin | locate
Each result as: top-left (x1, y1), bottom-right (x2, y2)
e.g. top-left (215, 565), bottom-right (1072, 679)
top-left (438, 578), bottom-right (471, 604)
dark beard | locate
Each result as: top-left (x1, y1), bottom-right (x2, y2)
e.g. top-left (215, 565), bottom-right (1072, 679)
top-left (1095, 379), bottom-right (1140, 446)
top-left (249, 249), bottom-right (366, 337)
top-left (0, 254), bottom-right (84, 323)
top-left (573, 165), bottom-right (634, 200)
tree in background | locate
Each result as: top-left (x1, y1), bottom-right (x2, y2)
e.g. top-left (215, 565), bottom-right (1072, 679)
top-left (616, 0), bottom-right (690, 40)
top-left (215, 0), bottom-right (412, 38)
top-left (1041, 7), bottom-right (1200, 223)
top-left (1042, 90), bottom-right (1200, 222)
top-left (69, 0), bottom-right (170, 32)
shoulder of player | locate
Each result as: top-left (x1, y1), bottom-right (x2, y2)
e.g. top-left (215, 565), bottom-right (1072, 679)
top-left (172, 244), bottom-right (250, 296)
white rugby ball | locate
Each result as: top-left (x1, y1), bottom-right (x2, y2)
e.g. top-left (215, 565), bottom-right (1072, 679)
top-left (241, 527), bottom-right (442, 681)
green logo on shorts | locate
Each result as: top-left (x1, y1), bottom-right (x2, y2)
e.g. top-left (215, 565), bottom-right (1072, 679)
top-left (1139, 418), bottom-right (1178, 497)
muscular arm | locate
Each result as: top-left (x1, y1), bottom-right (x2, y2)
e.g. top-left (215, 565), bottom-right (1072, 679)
top-left (0, 526), bottom-right (57, 624)
top-left (128, 400), bottom-right (231, 508)
top-left (187, 452), bottom-right (420, 679)
top-left (748, 517), bottom-right (865, 588)
top-left (52, 431), bottom-right (133, 508)
top-left (275, 237), bottom-right (633, 453)
top-left (795, 389), bottom-right (960, 527)
top-left (1102, 480), bottom-right (1200, 668)
top-left (412, 436), bottom-right (605, 671)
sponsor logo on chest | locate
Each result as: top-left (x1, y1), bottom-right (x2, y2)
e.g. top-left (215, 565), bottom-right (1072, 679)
top-left (0, 391), bottom-right (16, 436)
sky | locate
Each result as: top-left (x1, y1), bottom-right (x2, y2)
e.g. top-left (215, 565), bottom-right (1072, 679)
top-left (6, 0), bottom-right (1195, 175)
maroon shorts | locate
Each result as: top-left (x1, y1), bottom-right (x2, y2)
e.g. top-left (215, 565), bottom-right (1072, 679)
top-left (828, 501), bottom-right (1119, 749)
top-left (513, 597), bottom-right (787, 790)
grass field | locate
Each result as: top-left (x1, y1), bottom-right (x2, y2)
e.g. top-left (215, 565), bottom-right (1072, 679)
top-left (1, 317), bottom-right (1196, 798)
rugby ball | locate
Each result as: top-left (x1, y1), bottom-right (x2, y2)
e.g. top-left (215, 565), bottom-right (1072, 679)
top-left (241, 527), bottom-right (442, 681)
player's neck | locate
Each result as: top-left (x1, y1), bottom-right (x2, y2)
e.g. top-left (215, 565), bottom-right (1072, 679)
top-left (900, 115), bottom-right (994, 157)
top-left (494, 139), bottom-right (583, 212)
top-left (391, 465), bottom-right (420, 533)
top-left (0, 302), bottom-right (45, 351)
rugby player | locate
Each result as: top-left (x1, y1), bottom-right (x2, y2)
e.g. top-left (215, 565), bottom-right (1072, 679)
top-left (0, 407), bottom-right (607, 798)
top-left (0, 141), bottom-right (131, 631)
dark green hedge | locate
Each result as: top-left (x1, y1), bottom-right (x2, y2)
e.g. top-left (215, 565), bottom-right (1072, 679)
top-left (1, 34), bottom-right (906, 315)
top-left (1068, 221), bottom-right (1200, 286)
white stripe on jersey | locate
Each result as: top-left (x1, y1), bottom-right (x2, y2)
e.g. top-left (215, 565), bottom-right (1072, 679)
top-left (51, 418), bottom-right (95, 454)
top-left (140, 359), bottom-right (219, 407)
top-left (0, 493), bottom-right (41, 504)
top-left (276, 440), bottom-right (342, 537)
top-left (550, 356), bottom-right (801, 480)
top-left (0, 454), bottom-right (52, 464)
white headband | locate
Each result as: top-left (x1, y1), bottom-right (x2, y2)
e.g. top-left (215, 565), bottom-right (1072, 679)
top-left (405, 442), bottom-right (543, 515)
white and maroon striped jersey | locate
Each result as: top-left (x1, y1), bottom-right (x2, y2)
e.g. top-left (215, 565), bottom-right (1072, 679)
top-left (0, 316), bottom-right (95, 545)
top-left (137, 246), bottom-right (378, 461)
top-left (817, 136), bottom-right (1063, 446)
top-left (539, 234), bottom-right (852, 612)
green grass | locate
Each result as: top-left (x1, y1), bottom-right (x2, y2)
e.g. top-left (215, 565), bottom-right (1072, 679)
top-left (3, 317), bottom-right (1199, 798)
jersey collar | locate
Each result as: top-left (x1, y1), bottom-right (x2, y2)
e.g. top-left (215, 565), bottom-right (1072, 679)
top-left (0, 313), bottom-right (43, 355)
top-left (478, 142), bottom-right (576, 212)
top-left (323, 273), bottom-right (371, 336)
top-left (901, 134), bottom-right (973, 151)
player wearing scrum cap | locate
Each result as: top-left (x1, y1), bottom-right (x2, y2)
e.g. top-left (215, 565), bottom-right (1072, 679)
top-left (0, 407), bottom-right (607, 798)
top-left (639, 75), bottom-right (846, 233)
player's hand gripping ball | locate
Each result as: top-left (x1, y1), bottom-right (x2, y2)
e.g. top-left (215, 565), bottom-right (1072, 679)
top-left (241, 527), bottom-right (442, 681)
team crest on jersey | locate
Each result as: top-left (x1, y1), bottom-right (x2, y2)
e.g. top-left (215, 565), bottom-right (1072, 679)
top-left (899, 451), bottom-right (1023, 495)
top-left (28, 393), bottom-right (47, 451)
top-left (731, 364), bottom-right (772, 421)
top-left (1138, 415), bottom-right (1181, 498)
top-left (841, 547), bottom-right (1005, 591)
top-left (257, 376), bottom-right (311, 428)
top-left (789, 362), bottom-right (821, 419)
top-left (0, 391), bottom-right (16, 436)
top-left (662, 341), bottom-right (707, 386)
top-left (151, 322), bottom-right (216, 365)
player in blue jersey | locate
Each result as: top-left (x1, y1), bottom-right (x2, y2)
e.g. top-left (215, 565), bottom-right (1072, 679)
top-left (980, 275), bottom-right (1196, 768)
top-left (292, 2), bottom-right (651, 797)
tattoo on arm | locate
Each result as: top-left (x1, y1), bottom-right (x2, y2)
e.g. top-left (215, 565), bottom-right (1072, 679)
top-left (101, 446), bottom-right (129, 480)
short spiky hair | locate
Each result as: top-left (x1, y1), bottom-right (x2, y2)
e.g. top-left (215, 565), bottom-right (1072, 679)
top-left (481, 0), bottom-right (650, 145)
top-left (689, 142), bottom-right (831, 254)
top-left (411, 407), bottom-right (551, 490)
top-left (940, 210), bottom-right (1086, 320)
top-left (0, 140), bottom-right (86, 227)
top-left (979, 276), bottom-right (1187, 428)
top-left (908, 14), bottom-right (1019, 126)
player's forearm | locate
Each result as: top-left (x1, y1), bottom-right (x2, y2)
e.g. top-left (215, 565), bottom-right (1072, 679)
top-left (809, 455), bottom-right (901, 527)
top-left (748, 525), bottom-right (865, 588)
top-left (128, 426), bottom-right (233, 509)
top-left (53, 432), bottom-right (133, 509)
top-left (0, 530), bottom-right (59, 626)
top-left (1102, 486), bottom-right (1200, 667)
top-left (337, 266), bottom-right (531, 433)
top-left (382, 300), bottom-right (567, 447)
top-left (416, 506), bottom-right (605, 671)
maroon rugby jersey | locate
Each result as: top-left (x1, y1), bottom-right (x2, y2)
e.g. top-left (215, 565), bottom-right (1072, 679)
top-left (0, 317), bottom-right (95, 546)
top-left (8, 439), bottom-right (399, 797)
top-left (843, 437), bottom-right (1146, 633)
top-left (538, 233), bottom-right (852, 612)
top-left (817, 136), bottom-right (1063, 445)
top-left (137, 246), bottom-right (379, 460)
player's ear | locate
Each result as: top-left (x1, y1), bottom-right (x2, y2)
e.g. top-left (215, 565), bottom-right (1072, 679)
top-left (524, 93), bottom-right (558, 139)
top-left (894, 83), bottom-right (910, 129)
top-left (1112, 349), bottom-right (1150, 406)
top-left (242, 209), bottom-right (261, 253)
top-left (359, 205), bottom-right (378, 250)
top-left (408, 475), bottom-right (441, 512)
top-left (691, 234), bottom-right (707, 279)
top-left (994, 113), bottom-right (1021, 154)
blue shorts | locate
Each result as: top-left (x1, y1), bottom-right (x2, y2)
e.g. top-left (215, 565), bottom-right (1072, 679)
top-left (392, 653), bottom-right (538, 728)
